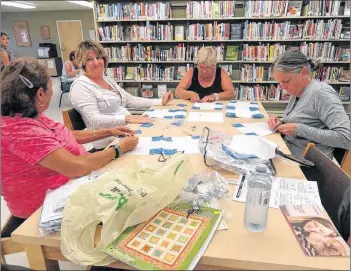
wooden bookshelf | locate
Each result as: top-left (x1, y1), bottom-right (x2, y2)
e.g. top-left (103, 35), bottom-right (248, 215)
top-left (94, 0), bottom-right (351, 114)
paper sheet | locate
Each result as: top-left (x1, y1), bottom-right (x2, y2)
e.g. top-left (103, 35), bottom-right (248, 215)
top-left (187, 112), bottom-right (224, 123)
top-left (124, 136), bottom-right (200, 155)
top-left (143, 109), bottom-right (186, 119)
top-left (233, 176), bottom-right (322, 209)
top-left (234, 122), bottom-right (274, 136)
top-left (229, 135), bottom-right (277, 160)
top-left (226, 101), bottom-right (263, 119)
top-left (192, 102), bottom-right (223, 110)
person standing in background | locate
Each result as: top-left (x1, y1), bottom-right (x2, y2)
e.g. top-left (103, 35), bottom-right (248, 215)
top-left (0, 32), bottom-right (15, 72)
top-left (61, 51), bottom-right (80, 91)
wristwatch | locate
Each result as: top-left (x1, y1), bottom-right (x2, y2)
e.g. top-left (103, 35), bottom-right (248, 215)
top-left (213, 93), bottom-right (219, 101)
top-left (109, 144), bottom-right (123, 159)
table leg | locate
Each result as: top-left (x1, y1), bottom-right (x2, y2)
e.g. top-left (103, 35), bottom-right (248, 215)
top-left (25, 244), bottom-right (60, 270)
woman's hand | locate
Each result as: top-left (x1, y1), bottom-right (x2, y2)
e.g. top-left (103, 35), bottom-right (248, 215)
top-left (109, 126), bottom-right (135, 137)
top-left (189, 91), bottom-right (200, 103)
top-left (118, 136), bottom-right (139, 153)
top-left (268, 116), bottom-right (282, 130)
top-left (125, 115), bottom-right (154, 124)
top-left (276, 123), bottom-right (297, 136)
top-left (162, 91), bottom-right (174, 105)
top-left (201, 94), bottom-right (215, 103)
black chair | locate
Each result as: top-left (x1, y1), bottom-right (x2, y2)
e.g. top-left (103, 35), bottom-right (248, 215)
top-left (59, 80), bottom-right (71, 108)
top-left (302, 143), bottom-right (350, 231)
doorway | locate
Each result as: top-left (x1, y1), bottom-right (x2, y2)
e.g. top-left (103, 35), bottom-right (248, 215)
top-left (56, 20), bottom-right (83, 62)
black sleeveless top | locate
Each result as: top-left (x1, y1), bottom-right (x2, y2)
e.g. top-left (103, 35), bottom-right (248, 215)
top-left (189, 67), bottom-right (223, 99)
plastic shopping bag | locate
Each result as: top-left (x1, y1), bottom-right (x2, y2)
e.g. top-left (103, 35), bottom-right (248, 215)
top-left (60, 154), bottom-right (193, 266)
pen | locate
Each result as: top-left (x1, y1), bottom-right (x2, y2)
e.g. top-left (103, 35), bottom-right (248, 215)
top-left (236, 174), bottom-right (246, 198)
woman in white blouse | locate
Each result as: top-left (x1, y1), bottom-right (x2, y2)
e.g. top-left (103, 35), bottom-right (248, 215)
top-left (70, 41), bottom-right (173, 150)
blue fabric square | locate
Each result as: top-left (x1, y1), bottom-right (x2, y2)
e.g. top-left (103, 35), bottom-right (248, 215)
top-left (163, 116), bottom-right (173, 119)
top-left (174, 115), bottom-right (185, 119)
top-left (168, 109), bottom-right (178, 113)
top-left (191, 135), bottom-right (200, 139)
top-left (252, 113), bottom-right (264, 119)
top-left (214, 108), bottom-right (222, 110)
top-left (227, 106), bottom-right (236, 110)
top-left (134, 130), bottom-right (142, 134)
top-left (152, 136), bottom-right (163, 141)
top-left (163, 149), bottom-right (177, 155)
top-left (145, 109), bottom-right (155, 112)
top-left (140, 123), bottom-right (153, 128)
top-left (177, 104), bottom-right (187, 107)
top-left (215, 102), bottom-right (223, 105)
top-left (149, 148), bottom-right (163, 155)
top-left (249, 107), bottom-right (259, 111)
top-left (192, 106), bottom-right (200, 110)
top-left (163, 137), bottom-right (172, 142)
top-left (171, 122), bottom-right (182, 126)
top-left (230, 100), bottom-right (237, 103)
top-left (226, 112), bottom-right (237, 118)
top-left (245, 132), bottom-right (258, 136)
top-left (233, 123), bottom-right (244, 128)
top-left (250, 101), bottom-right (258, 104)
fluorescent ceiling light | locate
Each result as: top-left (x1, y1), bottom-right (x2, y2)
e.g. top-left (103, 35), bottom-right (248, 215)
top-left (67, 1), bottom-right (93, 8)
top-left (1, 1), bottom-right (36, 9)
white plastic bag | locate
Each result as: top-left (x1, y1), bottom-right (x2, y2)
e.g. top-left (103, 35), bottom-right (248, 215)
top-left (60, 154), bottom-right (193, 266)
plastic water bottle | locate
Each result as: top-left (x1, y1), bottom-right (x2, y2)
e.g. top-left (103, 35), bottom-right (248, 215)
top-left (244, 164), bottom-right (272, 232)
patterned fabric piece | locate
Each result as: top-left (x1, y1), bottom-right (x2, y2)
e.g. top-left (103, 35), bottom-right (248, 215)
top-left (149, 148), bottom-right (163, 155)
top-left (252, 113), bottom-right (264, 119)
top-left (176, 104), bottom-right (187, 107)
top-left (140, 123), bottom-right (153, 128)
top-left (244, 132), bottom-right (258, 136)
top-left (233, 123), bottom-right (244, 128)
top-left (134, 130), bottom-right (142, 134)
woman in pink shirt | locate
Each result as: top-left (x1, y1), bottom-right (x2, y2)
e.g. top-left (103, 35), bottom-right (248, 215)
top-left (1, 58), bottom-right (139, 236)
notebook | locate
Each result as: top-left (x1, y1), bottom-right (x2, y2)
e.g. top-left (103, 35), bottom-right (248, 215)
top-left (104, 203), bottom-right (222, 270)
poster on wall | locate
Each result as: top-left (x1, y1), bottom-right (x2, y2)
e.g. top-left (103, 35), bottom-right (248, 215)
top-left (40, 25), bottom-right (50, 40)
top-left (13, 21), bottom-right (31, 47)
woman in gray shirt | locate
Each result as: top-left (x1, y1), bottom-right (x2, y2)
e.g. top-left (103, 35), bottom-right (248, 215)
top-left (268, 50), bottom-right (350, 158)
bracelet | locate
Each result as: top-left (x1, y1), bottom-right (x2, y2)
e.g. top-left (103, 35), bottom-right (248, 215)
top-left (93, 130), bottom-right (96, 141)
top-left (109, 144), bottom-right (123, 159)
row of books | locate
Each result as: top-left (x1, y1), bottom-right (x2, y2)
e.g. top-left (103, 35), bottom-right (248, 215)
top-left (186, 1), bottom-right (236, 18)
top-left (241, 64), bottom-right (274, 82)
top-left (243, 19), bottom-right (344, 40)
top-left (311, 67), bottom-right (349, 83)
top-left (95, 2), bottom-right (171, 20)
top-left (187, 22), bottom-right (231, 41)
top-left (98, 23), bottom-right (174, 42)
top-left (244, 0), bottom-right (344, 17)
top-left (235, 84), bottom-right (290, 101)
top-left (107, 65), bottom-right (194, 81)
top-left (105, 43), bottom-right (350, 63)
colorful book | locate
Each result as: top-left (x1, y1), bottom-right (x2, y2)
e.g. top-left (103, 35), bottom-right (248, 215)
top-left (339, 87), bottom-right (350, 102)
top-left (281, 204), bottom-right (350, 257)
top-left (286, 0), bottom-right (303, 16)
top-left (225, 45), bottom-right (239, 61)
top-left (104, 203), bottom-right (222, 270)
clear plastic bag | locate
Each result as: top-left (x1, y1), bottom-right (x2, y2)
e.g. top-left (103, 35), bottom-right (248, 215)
top-left (198, 127), bottom-right (277, 175)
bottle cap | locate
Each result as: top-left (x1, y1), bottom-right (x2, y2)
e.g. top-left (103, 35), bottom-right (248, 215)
top-left (256, 164), bottom-right (267, 173)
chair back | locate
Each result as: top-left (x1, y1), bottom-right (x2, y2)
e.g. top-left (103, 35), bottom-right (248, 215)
top-left (341, 151), bottom-right (350, 176)
top-left (302, 143), bottom-right (350, 230)
top-left (62, 108), bottom-right (86, 131)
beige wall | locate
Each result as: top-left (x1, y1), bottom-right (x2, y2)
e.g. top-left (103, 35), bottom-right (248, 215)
top-left (1, 10), bottom-right (95, 58)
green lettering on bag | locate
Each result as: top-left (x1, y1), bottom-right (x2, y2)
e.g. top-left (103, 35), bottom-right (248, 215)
top-left (99, 192), bottom-right (129, 211)
top-left (174, 160), bottom-right (184, 176)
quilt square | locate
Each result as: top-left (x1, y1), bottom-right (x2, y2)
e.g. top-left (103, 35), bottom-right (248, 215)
top-left (159, 212), bottom-right (168, 219)
top-left (153, 218), bottom-right (162, 225)
top-left (145, 225), bottom-right (156, 232)
top-left (141, 244), bottom-right (152, 253)
top-left (173, 225), bottom-right (183, 232)
top-left (167, 232), bottom-right (176, 240)
top-left (178, 236), bottom-right (189, 244)
top-left (179, 218), bottom-right (188, 224)
top-left (153, 249), bottom-right (163, 258)
top-left (190, 221), bottom-right (199, 227)
top-left (171, 244), bottom-right (182, 253)
top-left (155, 228), bottom-right (166, 236)
top-left (184, 228), bottom-right (195, 235)
top-left (164, 253), bottom-right (175, 263)
top-left (160, 240), bottom-right (170, 248)
top-left (162, 222), bottom-right (173, 229)
top-left (149, 236), bottom-right (160, 244)
top-left (168, 215), bottom-right (178, 222)
top-left (138, 232), bottom-right (149, 240)
top-left (130, 240), bottom-right (140, 248)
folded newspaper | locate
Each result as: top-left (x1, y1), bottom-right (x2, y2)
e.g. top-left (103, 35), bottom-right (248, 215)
top-left (39, 170), bottom-right (106, 233)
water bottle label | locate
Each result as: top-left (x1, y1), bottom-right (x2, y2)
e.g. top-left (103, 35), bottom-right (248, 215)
top-left (247, 190), bottom-right (270, 206)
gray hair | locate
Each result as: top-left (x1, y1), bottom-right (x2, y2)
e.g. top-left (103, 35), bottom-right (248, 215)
top-left (272, 50), bottom-right (322, 74)
top-left (196, 47), bottom-right (217, 66)
top-left (1, 58), bottom-right (50, 118)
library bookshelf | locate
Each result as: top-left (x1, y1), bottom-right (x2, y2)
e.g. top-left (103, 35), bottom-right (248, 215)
top-left (93, 0), bottom-right (350, 115)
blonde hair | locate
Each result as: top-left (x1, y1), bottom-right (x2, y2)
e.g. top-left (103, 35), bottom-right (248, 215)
top-left (196, 47), bottom-right (217, 66)
top-left (75, 40), bottom-right (109, 71)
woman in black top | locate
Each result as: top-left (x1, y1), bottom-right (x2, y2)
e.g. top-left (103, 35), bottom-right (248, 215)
top-left (175, 47), bottom-right (234, 103)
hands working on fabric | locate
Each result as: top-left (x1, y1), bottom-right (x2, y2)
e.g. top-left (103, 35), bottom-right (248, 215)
top-left (268, 116), bottom-right (297, 136)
